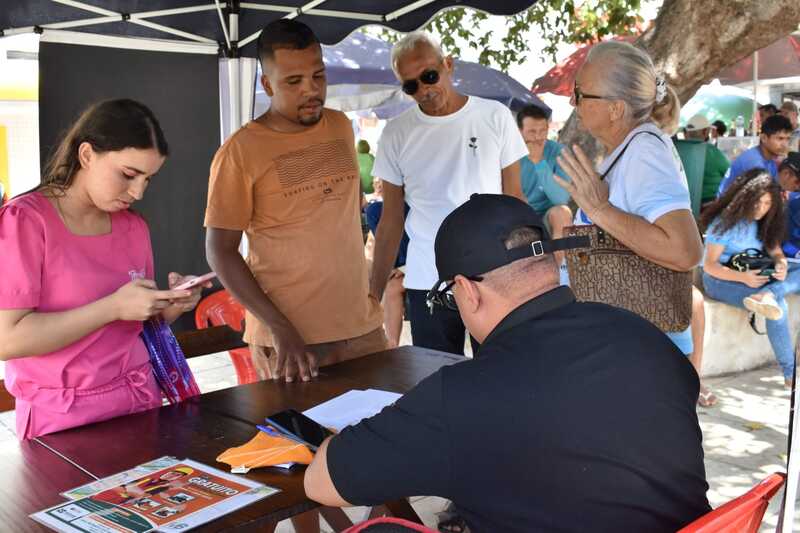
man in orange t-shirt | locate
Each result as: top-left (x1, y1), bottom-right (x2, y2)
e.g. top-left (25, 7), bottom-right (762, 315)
top-left (205, 19), bottom-right (385, 384)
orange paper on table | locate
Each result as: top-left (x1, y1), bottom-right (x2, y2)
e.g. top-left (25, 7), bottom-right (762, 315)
top-left (217, 431), bottom-right (315, 469)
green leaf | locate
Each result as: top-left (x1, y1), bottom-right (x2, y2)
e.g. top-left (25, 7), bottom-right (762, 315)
top-left (369, 1), bottom-right (646, 72)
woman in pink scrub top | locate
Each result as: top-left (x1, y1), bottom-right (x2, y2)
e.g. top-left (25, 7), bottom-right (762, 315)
top-left (0, 99), bottom-right (209, 439)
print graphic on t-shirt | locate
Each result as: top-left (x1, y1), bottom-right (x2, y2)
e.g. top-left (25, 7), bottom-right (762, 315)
top-left (276, 140), bottom-right (355, 189)
top-left (468, 136), bottom-right (478, 156)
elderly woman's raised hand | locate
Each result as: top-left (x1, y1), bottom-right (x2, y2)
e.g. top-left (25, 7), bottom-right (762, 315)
top-left (554, 145), bottom-right (612, 219)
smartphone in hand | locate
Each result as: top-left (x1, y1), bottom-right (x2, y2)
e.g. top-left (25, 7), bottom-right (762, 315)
top-left (173, 272), bottom-right (216, 291)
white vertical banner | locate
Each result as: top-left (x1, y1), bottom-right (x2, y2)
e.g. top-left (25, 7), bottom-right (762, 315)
top-left (752, 51), bottom-right (759, 132)
top-left (239, 57), bottom-right (257, 126)
top-left (218, 57), bottom-right (258, 141)
top-left (218, 56), bottom-right (257, 257)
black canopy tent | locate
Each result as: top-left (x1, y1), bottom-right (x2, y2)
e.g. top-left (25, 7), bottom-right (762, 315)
top-left (0, 1), bottom-right (538, 332)
top-left (2, 1), bottom-right (536, 54)
top-left (3, 1), bottom-right (539, 135)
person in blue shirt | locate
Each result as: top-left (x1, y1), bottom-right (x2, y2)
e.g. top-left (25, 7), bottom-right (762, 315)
top-left (717, 114), bottom-right (794, 196)
top-left (777, 153), bottom-right (800, 257)
top-left (701, 168), bottom-right (800, 387)
top-left (516, 105), bottom-right (572, 262)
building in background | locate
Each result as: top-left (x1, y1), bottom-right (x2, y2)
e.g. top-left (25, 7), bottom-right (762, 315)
top-left (0, 34), bottom-right (39, 198)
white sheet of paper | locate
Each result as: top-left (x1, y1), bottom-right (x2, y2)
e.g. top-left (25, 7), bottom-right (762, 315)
top-left (303, 389), bottom-right (402, 432)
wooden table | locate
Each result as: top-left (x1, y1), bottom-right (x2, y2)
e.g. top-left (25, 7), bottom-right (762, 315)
top-left (195, 346), bottom-right (463, 425)
top-left (0, 438), bottom-right (95, 532)
top-left (19, 346), bottom-right (462, 531)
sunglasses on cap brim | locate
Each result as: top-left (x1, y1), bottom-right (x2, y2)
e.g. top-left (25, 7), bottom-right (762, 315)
top-left (402, 69), bottom-right (440, 96)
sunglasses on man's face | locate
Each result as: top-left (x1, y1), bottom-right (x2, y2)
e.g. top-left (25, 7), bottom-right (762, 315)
top-left (402, 68), bottom-right (440, 96)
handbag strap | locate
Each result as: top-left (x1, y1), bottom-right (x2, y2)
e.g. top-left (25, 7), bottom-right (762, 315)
top-left (600, 130), bottom-right (664, 180)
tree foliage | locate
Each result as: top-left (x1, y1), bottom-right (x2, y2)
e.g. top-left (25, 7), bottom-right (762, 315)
top-left (375, 1), bottom-right (645, 72)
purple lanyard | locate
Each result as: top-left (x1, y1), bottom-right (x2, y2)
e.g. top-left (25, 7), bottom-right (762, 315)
top-left (141, 316), bottom-right (200, 404)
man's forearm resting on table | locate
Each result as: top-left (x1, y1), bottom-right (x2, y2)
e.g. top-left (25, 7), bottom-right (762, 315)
top-left (587, 205), bottom-right (703, 271)
top-left (304, 437), bottom-right (352, 507)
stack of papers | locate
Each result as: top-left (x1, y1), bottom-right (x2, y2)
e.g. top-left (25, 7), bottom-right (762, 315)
top-left (303, 389), bottom-right (402, 432)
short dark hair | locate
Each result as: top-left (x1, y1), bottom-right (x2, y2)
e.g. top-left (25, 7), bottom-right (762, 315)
top-left (712, 120), bottom-right (727, 136)
top-left (257, 19), bottom-right (319, 68)
top-left (761, 114), bottom-right (794, 136)
top-left (516, 105), bottom-right (550, 129)
top-left (759, 103), bottom-right (779, 115)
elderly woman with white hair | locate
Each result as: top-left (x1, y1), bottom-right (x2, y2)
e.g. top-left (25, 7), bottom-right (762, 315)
top-left (553, 41), bottom-right (710, 401)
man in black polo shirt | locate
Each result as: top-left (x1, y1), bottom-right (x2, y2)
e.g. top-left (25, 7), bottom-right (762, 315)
top-left (305, 194), bottom-right (711, 532)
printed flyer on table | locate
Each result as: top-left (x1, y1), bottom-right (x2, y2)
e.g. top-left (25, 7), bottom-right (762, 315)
top-left (31, 457), bottom-right (279, 532)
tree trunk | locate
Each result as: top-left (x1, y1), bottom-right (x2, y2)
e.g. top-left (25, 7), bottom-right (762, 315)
top-left (560, 0), bottom-right (800, 159)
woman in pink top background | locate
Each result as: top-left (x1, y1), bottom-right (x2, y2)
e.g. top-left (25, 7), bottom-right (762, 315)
top-left (0, 99), bottom-right (209, 439)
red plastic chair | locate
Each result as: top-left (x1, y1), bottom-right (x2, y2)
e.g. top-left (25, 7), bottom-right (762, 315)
top-left (195, 289), bottom-right (259, 385)
top-left (343, 517), bottom-right (438, 533)
top-left (677, 472), bottom-right (786, 533)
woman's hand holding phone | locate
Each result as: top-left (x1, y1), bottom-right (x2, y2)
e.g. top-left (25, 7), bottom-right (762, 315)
top-left (166, 272), bottom-right (214, 313)
top-left (771, 259), bottom-right (788, 281)
top-left (110, 279), bottom-right (192, 321)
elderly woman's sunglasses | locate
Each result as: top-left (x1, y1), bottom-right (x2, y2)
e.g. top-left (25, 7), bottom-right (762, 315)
top-left (402, 69), bottom-right (440, 96)
top-left (573, 81), bottom-right (608, 105)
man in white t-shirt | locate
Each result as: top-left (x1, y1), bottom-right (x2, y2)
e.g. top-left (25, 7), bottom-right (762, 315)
top-left (368, 31), bottom-right (528, 355)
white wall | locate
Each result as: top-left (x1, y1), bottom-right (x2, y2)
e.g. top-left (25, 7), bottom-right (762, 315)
top-left (0, 100), bottom-right (40, 197)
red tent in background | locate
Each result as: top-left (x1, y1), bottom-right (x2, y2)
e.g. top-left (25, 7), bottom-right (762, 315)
top-left (531, 35), bottom-right (635, 96)
top-left (717, 35), bottom-right (800, 85)
top-left (532, 34), bottom-right (800, 96)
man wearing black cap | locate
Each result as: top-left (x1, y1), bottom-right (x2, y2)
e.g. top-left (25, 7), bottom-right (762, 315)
top-left (305, 194), bottom-right (710, 533)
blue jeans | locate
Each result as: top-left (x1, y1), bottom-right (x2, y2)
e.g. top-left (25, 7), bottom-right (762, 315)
top-left (702, 267), bottom-right (800, 378)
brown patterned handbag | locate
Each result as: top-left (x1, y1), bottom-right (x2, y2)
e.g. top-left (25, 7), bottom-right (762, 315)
top-left (564, 224), bottom-right (692, 332)
top-left (562, 130), bottom-right (692, 332)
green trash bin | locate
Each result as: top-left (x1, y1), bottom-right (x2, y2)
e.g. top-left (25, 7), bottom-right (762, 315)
top-left (674, 139), bottom-right (707, 217)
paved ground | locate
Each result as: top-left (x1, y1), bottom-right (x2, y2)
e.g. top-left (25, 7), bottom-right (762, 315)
top-left (1, 326), bottom-right (796, 531)
top-left (699, 365), bottom-right (795, 532)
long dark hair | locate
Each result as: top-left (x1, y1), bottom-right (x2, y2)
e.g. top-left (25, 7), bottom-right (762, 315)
top-left (39, 99), bottom-right (168, 193)
top-left (700, 168), bottom-right (786, 250)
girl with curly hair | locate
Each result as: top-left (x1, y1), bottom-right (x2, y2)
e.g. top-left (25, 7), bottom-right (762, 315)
top-left (701, 168), bottom-right (798, 385)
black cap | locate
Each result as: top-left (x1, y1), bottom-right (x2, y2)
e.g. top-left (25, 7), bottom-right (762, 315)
top-left (780, 152), bottom-right (800, 177)
top-left (433, 194), bottom-right (589, 283)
